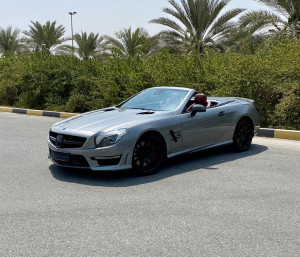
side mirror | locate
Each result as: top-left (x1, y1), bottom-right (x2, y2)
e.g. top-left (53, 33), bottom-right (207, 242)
top-left (191, 104), bottom-right (206, 116)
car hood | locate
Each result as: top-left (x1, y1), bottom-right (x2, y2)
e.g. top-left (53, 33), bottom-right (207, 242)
top-left (52, 108), bottom-right (172, 133)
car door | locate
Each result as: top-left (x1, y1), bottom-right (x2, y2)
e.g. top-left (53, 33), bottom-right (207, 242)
top-left (181, 106), bottom-right (229, 150)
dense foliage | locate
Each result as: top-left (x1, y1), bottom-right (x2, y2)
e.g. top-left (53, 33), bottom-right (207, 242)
top-left (0, 39), bottom-right (299, 129)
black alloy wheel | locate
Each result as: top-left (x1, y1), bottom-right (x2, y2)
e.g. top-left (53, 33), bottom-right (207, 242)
top-left (132, 134), bottom-right (166, 175)
top-left (233, 118), bottom-right (254, 152)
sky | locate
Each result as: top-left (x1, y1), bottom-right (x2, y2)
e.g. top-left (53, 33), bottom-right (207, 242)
top-left (0, 0), bottom-right (270, 38)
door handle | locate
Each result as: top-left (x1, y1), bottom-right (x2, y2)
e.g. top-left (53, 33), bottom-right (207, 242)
top-left (218, 111), bottom-right (225, 117)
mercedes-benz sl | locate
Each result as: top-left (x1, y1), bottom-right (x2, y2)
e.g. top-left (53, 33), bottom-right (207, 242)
top-left (48, 87), bottom-right (260, 175)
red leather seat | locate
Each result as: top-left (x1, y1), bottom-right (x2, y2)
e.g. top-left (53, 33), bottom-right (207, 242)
top-left (186, 94), bottom-right (208, 112)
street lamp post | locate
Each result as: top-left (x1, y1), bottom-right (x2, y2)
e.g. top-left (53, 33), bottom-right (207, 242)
top-left (68, 11), bottom-right (77, 49)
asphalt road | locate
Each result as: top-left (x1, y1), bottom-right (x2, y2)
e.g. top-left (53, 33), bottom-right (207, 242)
top-left (0, 112), bottom-right (299, 257)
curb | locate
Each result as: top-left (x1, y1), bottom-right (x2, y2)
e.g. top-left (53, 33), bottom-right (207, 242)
top-left (0, 106), bottom-right (77, 119)
top-left (257, 128), bottom-right (300, 141)
top-left (1, 106), bottom-right (299, 141)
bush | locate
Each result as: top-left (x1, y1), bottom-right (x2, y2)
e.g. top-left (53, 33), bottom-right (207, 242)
top-left (274, 83), bottom-right (300, 130)
top-left (0, 39), bottom-right (299, 129)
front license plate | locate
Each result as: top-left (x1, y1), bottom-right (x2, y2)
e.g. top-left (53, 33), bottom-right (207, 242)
top-left (50, 150), bottom-right (70, 162)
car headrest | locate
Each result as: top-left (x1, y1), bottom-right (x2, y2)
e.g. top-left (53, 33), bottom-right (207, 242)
top-left (195, 94), bottom-right (207, 106)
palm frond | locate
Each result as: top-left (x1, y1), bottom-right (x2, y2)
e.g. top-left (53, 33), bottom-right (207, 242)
top-left (23, 20), bottom-right (66, 53)
top-left (205, 8), bottom-right (245, 40)
top-left (0, 26), bottom-right (22, 54)
top-left (69, 31), bottom-right (104, 59)
top-left (151, 0), bottom-right (245, 54)
top-left (103, 27), bottom-right (156, 57)
top-left (240, 10), bottom-right (284, 28)
top-left (254, 0), bottom-right (290, 18)
top-left (239, 1), bottom-right (300, 39)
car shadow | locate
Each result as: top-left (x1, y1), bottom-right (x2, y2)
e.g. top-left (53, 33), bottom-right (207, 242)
top-left (49, 143), bottom-right (268, 187)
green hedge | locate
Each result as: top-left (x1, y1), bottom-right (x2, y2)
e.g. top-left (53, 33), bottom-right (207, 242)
top-left (0, 39), bottom-right (299, 129)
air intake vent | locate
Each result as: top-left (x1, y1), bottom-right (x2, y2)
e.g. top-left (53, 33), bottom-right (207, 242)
top-left (103, 108), bottom-right (116, 112)
top-left (137, 111), bottom-right (155, 115)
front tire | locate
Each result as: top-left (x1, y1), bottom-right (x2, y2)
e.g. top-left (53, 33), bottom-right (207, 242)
top-left (233, 118), bottom-right (254, 152)
top-left (132, 133), bottom-right (166, 175)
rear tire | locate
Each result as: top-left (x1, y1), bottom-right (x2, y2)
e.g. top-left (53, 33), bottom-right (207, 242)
top-left (233, 118), bottom-right (254, 152)
top-left (132, 133), bottom-right (166, 175)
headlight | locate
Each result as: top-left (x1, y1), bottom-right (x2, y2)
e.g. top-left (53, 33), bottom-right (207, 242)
top-left (94, 129), bottom-right (127, 148)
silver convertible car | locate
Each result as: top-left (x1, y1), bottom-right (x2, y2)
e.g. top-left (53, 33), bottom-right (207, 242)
top-left (48, 87), bottom-right (260, 175)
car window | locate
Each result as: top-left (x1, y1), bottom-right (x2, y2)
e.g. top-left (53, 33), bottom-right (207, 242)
top-left (120, 88), bottom-right (189, 111)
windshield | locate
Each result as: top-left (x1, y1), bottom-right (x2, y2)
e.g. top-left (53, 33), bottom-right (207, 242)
top-left (120, 88), bottom-right (189, 111)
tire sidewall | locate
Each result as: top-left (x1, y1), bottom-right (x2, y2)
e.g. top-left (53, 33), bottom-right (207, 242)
top-left (233, 118), bottom-right (254, 152)
top-left (132, 133), bottom-right (166, 175)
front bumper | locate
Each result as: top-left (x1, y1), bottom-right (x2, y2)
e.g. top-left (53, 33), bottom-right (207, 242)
top-left (48, 139), bottom-right (133, 171)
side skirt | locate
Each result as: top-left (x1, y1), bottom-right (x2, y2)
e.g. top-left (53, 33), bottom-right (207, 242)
top-left (167, 140), bottom-right (233, 159)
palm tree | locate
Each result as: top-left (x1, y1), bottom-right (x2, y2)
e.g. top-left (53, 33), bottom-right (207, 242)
top-left (150, 0), bottom-right (245, 54)
top-left (72, 32), bottom-right (104, 59)
top-left (0, 26), bottom-right (22, 54)
top-left (220, 26), bottom-right (269, 53)
top-left (103, 27), bottom-right (158, 57)
top-left (240, 0), bottom-right (300, 39)
top-left (23, 21), bottom-right (67, 53)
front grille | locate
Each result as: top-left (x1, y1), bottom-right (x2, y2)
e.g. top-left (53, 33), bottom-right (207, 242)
top-left (50, 149), bottom-right (89, 167)
top-left (49, 131), bottom-right (86, 149)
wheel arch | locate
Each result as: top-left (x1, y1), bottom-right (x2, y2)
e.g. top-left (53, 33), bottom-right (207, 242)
top-left (236, 115), bottom-right (255, 130)
top-left (136, 130), bottom-right (168, 155)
